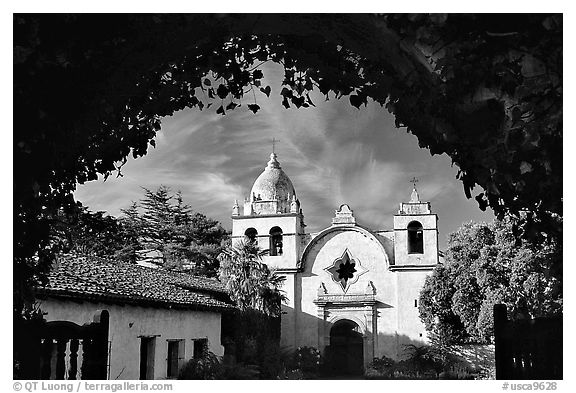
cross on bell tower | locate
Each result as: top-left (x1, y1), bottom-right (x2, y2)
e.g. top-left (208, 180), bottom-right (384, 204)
top-left (409, 177), bottom-right (420, 202)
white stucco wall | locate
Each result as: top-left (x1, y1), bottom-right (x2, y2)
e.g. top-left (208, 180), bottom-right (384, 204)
top-left (230, 196), bottom-right (438, 366)
top-left (278, 225), bottom-right (435, 364)
top-left (395, 270), bottom-right (431, 350)
top-left (280, 273), bottom-right (297, 349)
top-left (37, 298), bottom-right (224, 380)
top-left (232, 214), bottom-right (304, 270)
top-left (393, 214), bottom-right (439, 266)
top-left (374, 231), bottom-right (395, 263)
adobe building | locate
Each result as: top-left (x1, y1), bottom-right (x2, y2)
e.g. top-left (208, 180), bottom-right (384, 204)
top-left (231, 152), bottom-right (439, 374)
top-left (36, 254), bottom-right (234, 380)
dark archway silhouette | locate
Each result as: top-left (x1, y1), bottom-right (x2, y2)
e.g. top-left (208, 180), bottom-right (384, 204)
top-left (326, 319), bottom-right (364, 376)
top-left (407, 221), bottom-right (424, 254)
top-left (269, 226), bottom-right (283, 256)
top-left (244, 228), bottom-right (258, 244)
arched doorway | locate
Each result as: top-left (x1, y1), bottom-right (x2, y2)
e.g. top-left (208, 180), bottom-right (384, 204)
top-left (326, 319), bottom-right (364, 376)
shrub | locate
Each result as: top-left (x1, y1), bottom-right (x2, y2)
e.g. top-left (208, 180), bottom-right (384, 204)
top-left (216, 363), bottom-right (260, 380)
top-left (258, 343), bottom-right (293, 379)
top-left (178, 352), bottom-right (221, 379)
top-left (221, 309), bottom-right (281, 369)
top-left (476, 365), bottom-right (496, 380)
top-left (280, 369), bottom-right (305, 380)
top-left (365, 355), bottom-right (396, 379)
top-left (178, 351), bottom-right (260, 380)
top-left (365, 348), bottom-right (482, 380)
top-left (370, 355), bottom-right (395, 370)
top-left (292, 346), bottom-right (322, 374)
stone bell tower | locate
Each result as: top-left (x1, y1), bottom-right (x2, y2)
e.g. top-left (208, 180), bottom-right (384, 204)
top-left (231, 152), bottom-right (305, 271)
top-left (393, 184), bottom-right (439, 267)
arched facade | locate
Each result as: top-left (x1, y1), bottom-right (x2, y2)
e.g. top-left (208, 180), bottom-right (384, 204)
top-left (231, 153), bottom-right (440, 369)
top-left (299, 224), bottom-right (390, 271)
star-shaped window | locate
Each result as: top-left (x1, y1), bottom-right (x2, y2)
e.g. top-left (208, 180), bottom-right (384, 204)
top-left (336, 255), bottom-right (356, 281)
top-left (324, 249), bottom-right (368, 293)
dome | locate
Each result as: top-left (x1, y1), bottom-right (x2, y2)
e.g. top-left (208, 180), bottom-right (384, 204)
top-left (250, 153), bottom-right (296, 202)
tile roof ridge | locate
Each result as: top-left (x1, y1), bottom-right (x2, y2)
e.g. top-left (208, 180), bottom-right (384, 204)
top-left (52, 252), bottom-right (230, 297)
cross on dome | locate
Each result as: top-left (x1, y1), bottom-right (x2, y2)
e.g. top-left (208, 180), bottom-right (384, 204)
top-left (272, 137), bottom-right (280, 154)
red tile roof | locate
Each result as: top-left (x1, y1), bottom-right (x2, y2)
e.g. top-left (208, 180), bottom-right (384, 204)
top-left (35, 254), bottom-right (235, 311)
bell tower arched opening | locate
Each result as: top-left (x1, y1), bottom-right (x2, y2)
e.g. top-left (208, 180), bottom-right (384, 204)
top-left (244, 228), bottom-right (258, 244)
top-left (269, 226), bottom-right (283, 256)
top-left (407, 220), bottom-right (424, 254)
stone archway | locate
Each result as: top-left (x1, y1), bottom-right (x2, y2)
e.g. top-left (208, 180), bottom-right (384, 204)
top-left (326, 319), bottom-right (364, 376)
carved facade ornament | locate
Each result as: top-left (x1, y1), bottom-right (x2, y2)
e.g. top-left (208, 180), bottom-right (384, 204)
top-left (398, 202), bottom-right (431, 215)
top-left (365, 281), bottom-right (377, 295)
top-left (232, 200), bottom-right (240, 216)
top-left (324, 249), bottom-right (368, 293)
top-left (397, 183), bottom-right (432, 215)
top-left (290, 194), bottom-right (299, 213)
top-left (332, 204), bottom-right (356, 225)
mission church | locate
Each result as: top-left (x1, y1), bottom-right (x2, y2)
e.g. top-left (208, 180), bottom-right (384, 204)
top-left (231, 151), bottom-right (440, 374)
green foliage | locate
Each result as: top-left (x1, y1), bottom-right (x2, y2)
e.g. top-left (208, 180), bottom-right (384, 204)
top-left (221, 308), bottom-right (283, 377)
top-left (14, 14), bottom-right (562, 227)
top-left (402, 344), bottom-right (442, 374)
top-left (419, 217), bottom-right (562, 344)
top-left (218, 241), bottom-right (286, 316)
top-left (49, 202), bottom-right (140, 262)
top-left (257, 343), bottom-right (294, 379)
top-left (365, 348), bottom-right (478, 380)
top-left (218, 243), bottom-right (288, 377)
top-left (177, 352), bottom-right (260, 380)
top-left (215, 363), bottom-right (261, 380)
top-left (14, 14), bottom-right (561, 331)
top-left (365, 349), bottom-right (439, 380)
top-left (47, 186), bottom-right (228, 274)
top-left (292, 346), bottom-right (322, 374)
top-left (370, 355), bottom-right (396, 370)
top-left (385, 15), bottom-right (562, 226)
top-left (178, 351), bottom-right (221, 379)
top-left (119, 185), bottom-right (229, 275)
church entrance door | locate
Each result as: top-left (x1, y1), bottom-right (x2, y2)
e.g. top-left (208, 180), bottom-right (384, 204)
top-left (327, 319), bottom-right (364, 376)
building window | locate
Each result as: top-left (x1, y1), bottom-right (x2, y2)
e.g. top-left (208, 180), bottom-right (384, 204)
top-left (139, 337), bottom-right (156, 380)
top-left (244, 228), bottom-right (258, 244)
top-left (269, 226), bottom-right (283, 256)
top-left (193, 338), bottom-right (208, 359)
top-left (407, 221), bottom-right (424, 254)
top-left (414, 299), bottom-right (418, 308)
top-left (166, 340), bottom-right (184, 379)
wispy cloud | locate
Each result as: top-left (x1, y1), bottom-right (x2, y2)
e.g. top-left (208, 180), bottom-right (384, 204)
top-left (75, 63), bottom-right (493, 247)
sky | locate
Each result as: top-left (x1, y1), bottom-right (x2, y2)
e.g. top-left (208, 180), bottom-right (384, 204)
top-left (74, 63), bottom-right (494, 249)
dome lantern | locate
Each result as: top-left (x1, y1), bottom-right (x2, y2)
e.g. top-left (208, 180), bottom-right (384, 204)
top-left (242, 152), bottom-right (298, 216)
